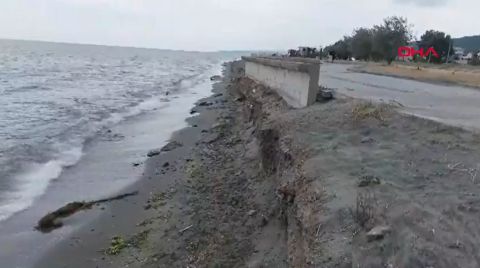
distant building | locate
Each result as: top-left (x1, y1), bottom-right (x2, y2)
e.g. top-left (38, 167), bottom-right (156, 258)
top-left (450, 47), bottom-right (466, 63)
top-left (453, 46), bottom-right (465, 57)
top-left (298, 47), bottom-right (315, 57)
top-left (289, 47), bottom-right (318, 58)
top-left (463, 52), bottom-right (473, 60)
top-left (454, 52), bottom-right (473, 64)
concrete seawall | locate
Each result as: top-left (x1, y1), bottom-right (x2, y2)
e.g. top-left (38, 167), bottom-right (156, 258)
top-left (242, 57), bottom-right (320, 108)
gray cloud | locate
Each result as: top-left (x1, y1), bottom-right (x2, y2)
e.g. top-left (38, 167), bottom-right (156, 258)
top-left (394, 0), bottom-right (449, 7)
top-left (0, 0), bottom-right (476, 51)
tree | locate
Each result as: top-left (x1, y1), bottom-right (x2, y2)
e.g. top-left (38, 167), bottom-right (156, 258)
top-left (372, 16), bottom-right (412, 64)
top-left (323, 16), bottom-right (412, 63)
top-left (327, 36), bottom-right (352, 60)
top-left (419, 30), bottom-right (453, 63)
top-left (351, 28), bottom-right (374, 60)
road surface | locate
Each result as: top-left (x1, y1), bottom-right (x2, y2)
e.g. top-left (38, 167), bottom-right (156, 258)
top-left (320, 63), bottom-right (480, 131)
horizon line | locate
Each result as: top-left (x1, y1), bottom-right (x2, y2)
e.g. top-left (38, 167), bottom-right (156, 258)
top-left (0, 37), bottom-right (287, 53)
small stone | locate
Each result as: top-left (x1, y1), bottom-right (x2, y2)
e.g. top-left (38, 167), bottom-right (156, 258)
top-left (210, 75), bottom-right (222, 81)
top-left (366, 225), bottom-right (391, 241)
top-left (132, 162), bottom-right (141, 167)
top-left (361, 137), bottom-right (374, 143)
top-left (358, 175), bottom-right (381, 187)
top-left (147, 149), bottom-right (161, 157)
top-left (144, 204), bottom-right (152, 210)
top-left (161, 141), bottom-right (183, 152)
top-left (247, 210), bottom-right (257, 216)
top-left (316, 89), bottom-right (333, 101)
top-left (259, 215), bottom-right (268, 227)
top-left (198, 101), bottom-right (212, 107)
top-left (235, 96), bottom-right (245, 102)
top-left (162, 162), bottom-right (170, 168)
top-left (448, 240), bottom-right (463, 249)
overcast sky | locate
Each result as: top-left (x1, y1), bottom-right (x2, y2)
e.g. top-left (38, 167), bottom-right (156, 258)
top-left (0, 0), bottom-right (478, 51)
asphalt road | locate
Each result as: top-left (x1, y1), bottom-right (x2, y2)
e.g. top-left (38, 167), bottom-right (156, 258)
top-left (320, 63), bottom-right (480, 131)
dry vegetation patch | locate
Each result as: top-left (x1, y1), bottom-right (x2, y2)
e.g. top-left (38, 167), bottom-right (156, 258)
top-left (351, 102), bottom-right (393, 122)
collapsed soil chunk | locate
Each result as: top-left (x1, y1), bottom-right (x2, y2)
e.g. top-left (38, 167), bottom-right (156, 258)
top-left (36, 191), bottom-right (138, 233)
top-left (36, 202), bottom-right (88, 232)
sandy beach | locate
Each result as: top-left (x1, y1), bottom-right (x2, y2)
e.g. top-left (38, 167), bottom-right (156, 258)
top-left (27, 61), bottom-right (480, 267)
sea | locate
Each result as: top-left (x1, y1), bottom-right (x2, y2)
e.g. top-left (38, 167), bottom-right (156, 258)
top-left (0, 39), bottom-right (239, 223)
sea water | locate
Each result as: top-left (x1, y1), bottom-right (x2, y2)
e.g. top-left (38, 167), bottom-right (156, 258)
top-left (0, 39), bottom-right (237, 222)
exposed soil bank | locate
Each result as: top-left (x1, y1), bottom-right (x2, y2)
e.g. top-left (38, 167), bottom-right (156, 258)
top-left (37, 61), bottom-right (480, 267)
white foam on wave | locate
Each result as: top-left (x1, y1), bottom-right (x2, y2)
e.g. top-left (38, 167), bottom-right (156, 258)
top-left (0, 99), bottom-right (169, 222)
top-left (0, 147), bottom-right (83, 222)
top-left (97, 73), bottom-right (208, 128)
top-left (102, 97), bottom-right (169, 127)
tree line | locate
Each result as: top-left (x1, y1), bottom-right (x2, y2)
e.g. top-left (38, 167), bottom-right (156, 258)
top-left (323, 16), bottom-right (454, 64)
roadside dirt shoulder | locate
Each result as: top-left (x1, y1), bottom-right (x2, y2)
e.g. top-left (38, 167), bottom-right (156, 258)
top-left (352, 63), bottom-right (480, 88)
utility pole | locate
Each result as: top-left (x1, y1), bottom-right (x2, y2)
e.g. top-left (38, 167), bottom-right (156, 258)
top-left (446, 39), bottom-right (452, 64)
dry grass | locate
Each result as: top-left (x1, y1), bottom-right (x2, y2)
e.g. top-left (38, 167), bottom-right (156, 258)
top-left (351, 102), bottom-right (392, 122)
top-left (357, 63), bottom-right (480, 88)
top-left (355, 191), bottom-right (377, 228)
top-left (186, 160), bottom-right (202, 178)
